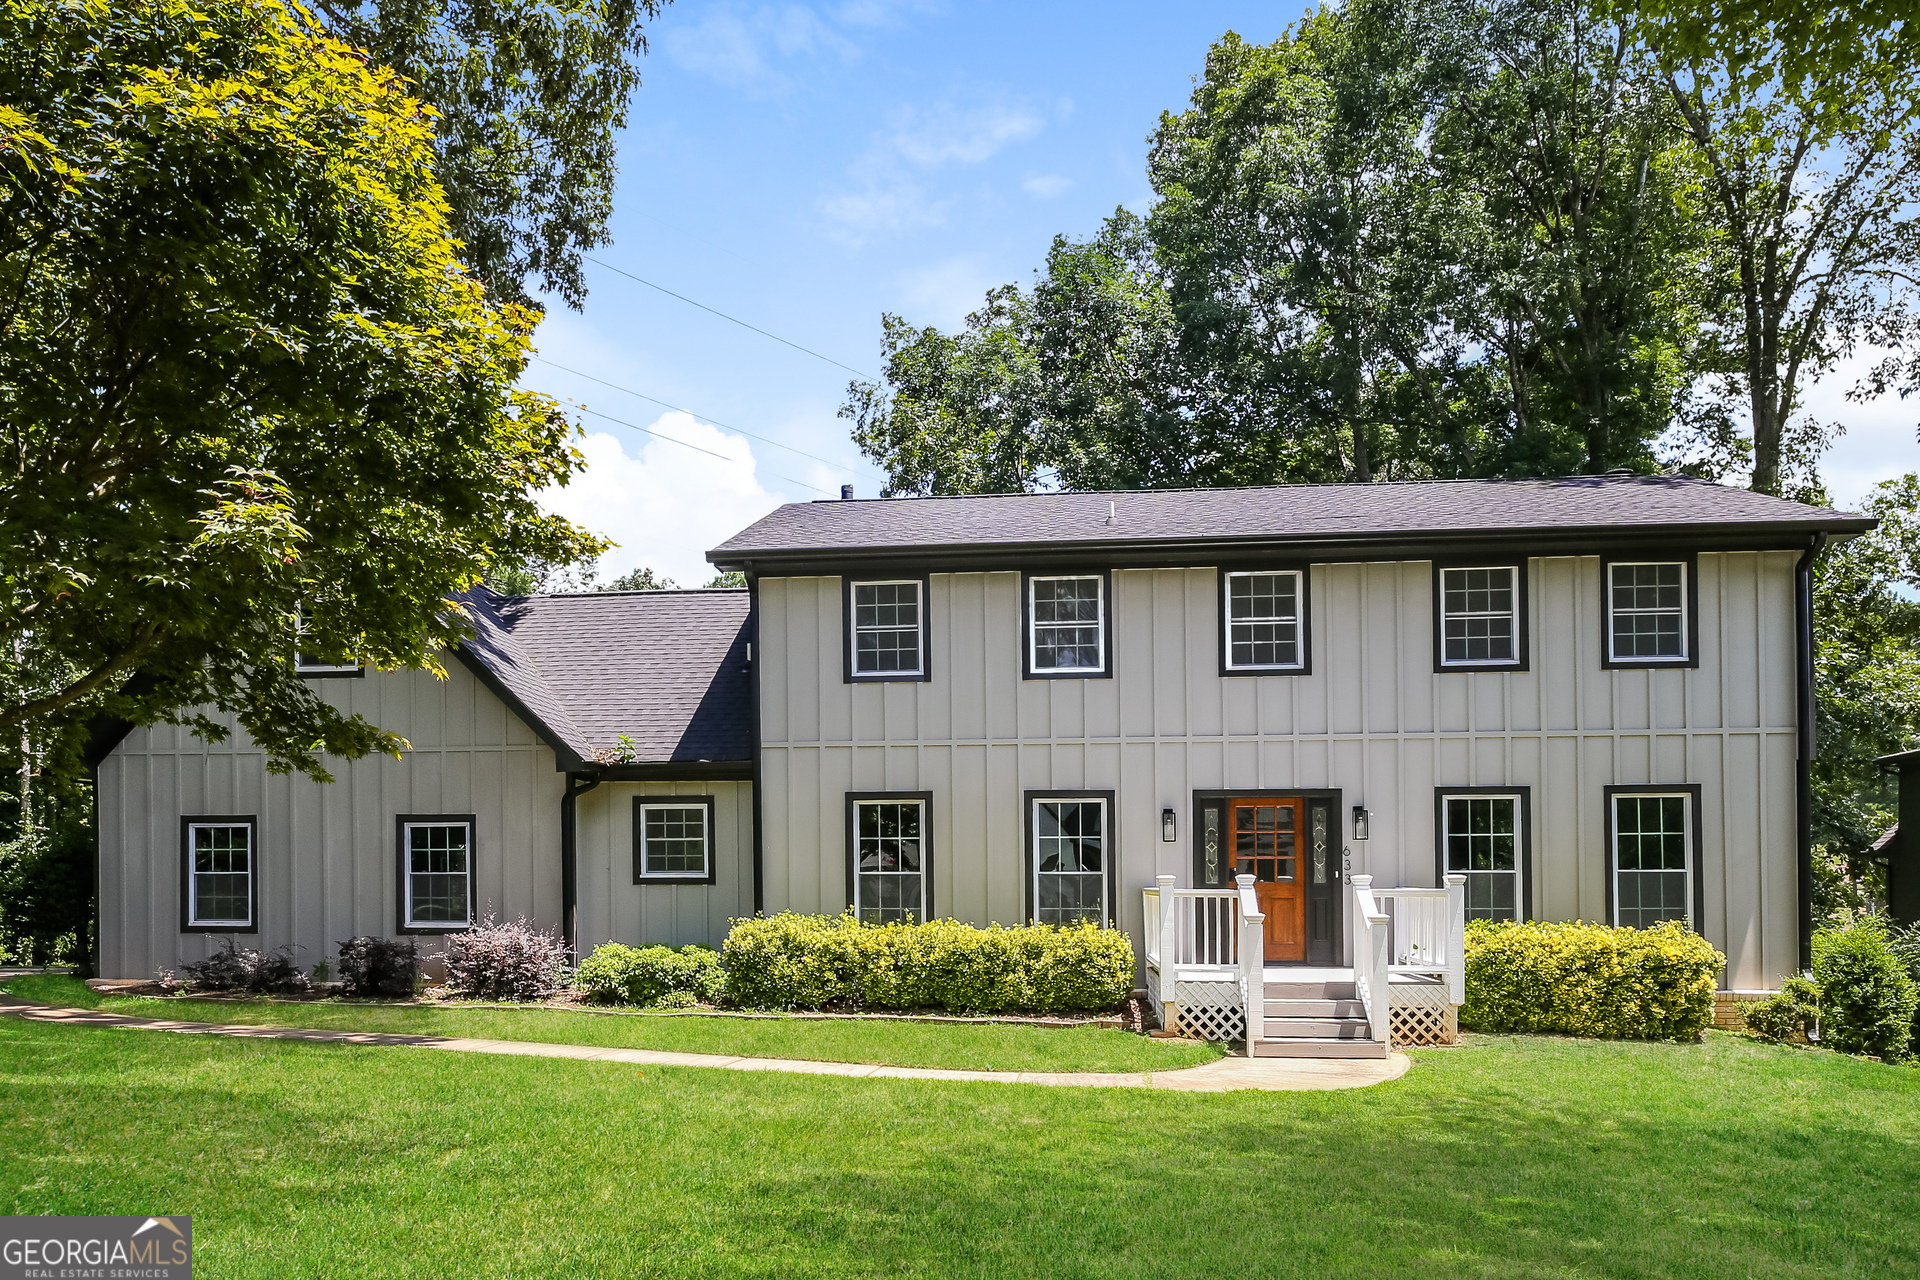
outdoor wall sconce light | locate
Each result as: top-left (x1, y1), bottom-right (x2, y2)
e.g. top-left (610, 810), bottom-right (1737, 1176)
top-left (1161, 807), bottom-right (1177, 843)
top-left (1352, 806), bottom-right (1371, 841)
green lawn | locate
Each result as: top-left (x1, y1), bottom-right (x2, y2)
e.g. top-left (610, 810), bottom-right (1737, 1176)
top-left (2, 975), bottom-right (1220, 1074)
top-left (2, 1011), bottom-right (1916, 1278)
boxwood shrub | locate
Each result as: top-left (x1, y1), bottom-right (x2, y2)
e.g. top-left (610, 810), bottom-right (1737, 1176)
top-left (1810, 918), bottom-right (1917, 1060)
top-left (720, 912), bottom-right (1135, 1014)
top-left (1460, 918), bottom-right (1722, 1041)
top-left (574, 943), bottom-right (725, 1007)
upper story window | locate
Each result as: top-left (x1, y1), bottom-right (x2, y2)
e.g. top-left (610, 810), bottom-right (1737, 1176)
top-left (633, 797), bottom-right (715, 884)
top-left (1609, 788), bottom-right (1697, 928)
top-left (182, 817), bottom-right (256, 931)
top-left (1435, 564), bottom-right (1526, 670)
top-left (1027, 573), bottom-right (1108, 677)
top-left (846, 578), bottom-right (927, 682)
top-left (295, 604), bottom-right (362, 677)
top-left (1605, 560), bottom-right (1692, 666)
top-left (1222, 569), bottom-right (1308, 673)
top-left (399, 816), bottom-right (474, 931)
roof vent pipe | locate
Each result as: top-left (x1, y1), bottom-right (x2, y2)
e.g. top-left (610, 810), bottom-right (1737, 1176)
top-left (840, 484), bottom-right (854, 500)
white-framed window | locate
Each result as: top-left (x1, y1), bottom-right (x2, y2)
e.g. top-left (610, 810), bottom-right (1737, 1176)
top-left (1029, 575), bottom-right (1105, 674)
top-left (401, 819), bottom-right (473, 929)
top-left (1607, 562), bottom-right (1688, 662)
top-left (849, 580), bottom-right (924, 677)
top-left (1438, 566), bottom-right (1520, 667)
top-left (1032, 797), bottom-right (1109, 925)
top-left (1443, 794), bottom-right (1522, 921)
top-left (1612, 792), bottom-right (1692, 928)
top-left (185, 821), bottom-right (254, 928)
top-left (852, 796), bottom-right (927, 924)
top-left (635, 798), bottom-right (713, 881)
top-left (1224, 570), bottom-right (1305, 671)
top-left (295, 604), bottom-right (360, 675)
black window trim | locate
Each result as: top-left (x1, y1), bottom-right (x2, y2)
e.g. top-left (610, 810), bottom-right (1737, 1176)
top-left (844, 791), bottom-right (935, 922)
top-left (294, 604), bottom-right (365, 678)
top-left (395, 813), bottom-right (478, 934)
top-left (1432, 786), bottom-right (1533, 921)
top-left (631, 794), bottom-right (719, 885)
top-left (1599, 552), bottom-right (1701, 670)
top-left (1431, 558), bottom-right (1531, 673)
top-left (1023, 789), bottom-right (1119, 927)
top-left (1021, 569), bottom-right (1114, 680)
top-left (1217, 564), bottom-right (1314, 677)
top-left (842, 572), bottom-right (934, 684)
top-left (1603, 783), bottom-right (1705, 928)
top-left (179, 814), bottom-right (260, 934)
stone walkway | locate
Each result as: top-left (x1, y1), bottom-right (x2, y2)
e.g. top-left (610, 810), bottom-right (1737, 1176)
top-left (0, 998), bottom-right (1411, 1092)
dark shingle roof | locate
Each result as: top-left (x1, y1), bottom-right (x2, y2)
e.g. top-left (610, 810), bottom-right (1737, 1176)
top-left (456, 587), bottom-right (751, 770)
top-left (709, 475), bottom-right (1871, 567)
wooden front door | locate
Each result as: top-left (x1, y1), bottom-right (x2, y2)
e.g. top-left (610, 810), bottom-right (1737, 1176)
top-left (1229, 798), bottom-right (1306, 963)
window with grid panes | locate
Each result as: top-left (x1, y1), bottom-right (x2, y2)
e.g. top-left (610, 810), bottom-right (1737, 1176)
top-left (1444, 796), bottom-right (1521, 920)
top-left (854, 800), bottom-right (924, 923)
top-left (1440, 567), bottom-right (1517, 664)
top-left (1609, 563), bottom-right (1687, 660)
top-left (641, 805), bottom-right (709, 877)
top-left (1614, 794), bottom-right (1691, 927)
top-left (187, 823), bottom-right (253, 926)
top-left (1029, 576), bottom-right (1104, 672)
top-left (1225, 571), bottom-right (1303, 669)
top-left (851, 581), bottom-right (923, 675)
top-left (1034, 799), bottom-right (1107, 924)
top-left (404, 822), bottom-right (471, 927)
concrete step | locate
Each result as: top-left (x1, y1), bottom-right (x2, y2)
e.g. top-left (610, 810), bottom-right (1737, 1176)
top-left (1250, 1037), bottom-right (1391, 1059)
top-left (1262, 1016), bottom-right (1372, 1039)
top-left (1263, 999), bottom-right (1366, 1018)
top-left (1263, 981), bottom-right (1359, 1001)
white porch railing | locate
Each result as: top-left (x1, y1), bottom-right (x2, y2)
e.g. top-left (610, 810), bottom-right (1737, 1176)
top-left (1142, 875), bottom-right (1240, 1037)
top-left (1350, 875), bottom-right (1392, 1044)
top-left (1375, 874), bottom-right (1468, 1004)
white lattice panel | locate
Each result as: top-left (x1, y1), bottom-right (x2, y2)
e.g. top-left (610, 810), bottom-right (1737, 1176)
top-left (1172, 979), bottom-right (1245, 1042)
top-left (1388, 980), bottom-right (1457, 1046)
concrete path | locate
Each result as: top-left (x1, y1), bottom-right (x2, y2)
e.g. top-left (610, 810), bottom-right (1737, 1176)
top-left (0, 998), bottom-right (1411, 1092)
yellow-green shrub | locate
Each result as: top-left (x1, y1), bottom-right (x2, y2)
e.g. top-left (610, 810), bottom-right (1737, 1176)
top-left (720, 912), bottom-right (1135, 1013)
top-left (1461, 919), bottom-right (1723, 1040)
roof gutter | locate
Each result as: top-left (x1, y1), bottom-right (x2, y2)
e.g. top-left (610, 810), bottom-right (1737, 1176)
top-left (1795, 532), bottom-right (1828, 973)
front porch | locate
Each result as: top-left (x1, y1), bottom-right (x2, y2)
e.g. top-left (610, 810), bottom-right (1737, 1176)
top-left (1142, 874), bottom-right (1466, 1058)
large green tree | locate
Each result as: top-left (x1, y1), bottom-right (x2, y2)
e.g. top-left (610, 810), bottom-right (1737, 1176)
top-left (0, 0), bottom-right (604, 781)
top-left (313, 0), bottom-right (667, 307)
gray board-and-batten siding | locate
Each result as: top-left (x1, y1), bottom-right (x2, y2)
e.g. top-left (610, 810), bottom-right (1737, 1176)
top-left (96, 659), bottom-right (751, 978)
top-left (753, 552), bottom-right (1802, 991)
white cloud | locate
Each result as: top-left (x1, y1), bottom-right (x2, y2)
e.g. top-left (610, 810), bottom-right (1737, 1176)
top-left (1797, 346), bottom-right (1920, 508)
top-left (1021, 173), bottom-right (1073, 199)
top-left (821, 92), bottom-right (1047, 240)
top-left (539, 416), bottom-right (785, 589)
top-left (896, 256), bottom-right (1004, 328)
top-left (662, 5), bottom-right (856, 94)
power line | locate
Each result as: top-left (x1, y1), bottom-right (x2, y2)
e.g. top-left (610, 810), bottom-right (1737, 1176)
top-left (546, 397), bottom-right (832, 497)
top-left (584, 254), bottom-right (872, 379)
top-left (531, 356), bottom-right (854, 475)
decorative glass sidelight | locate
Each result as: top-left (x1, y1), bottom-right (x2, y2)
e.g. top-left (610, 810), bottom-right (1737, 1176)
top-left (1312, 806), bottom-right (1327, 883)
top-left (1202, 805), bottom-right (1222, 886)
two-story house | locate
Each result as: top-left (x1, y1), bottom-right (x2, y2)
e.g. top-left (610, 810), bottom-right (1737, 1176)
top-left (90, 475), bottom-right (1870, 1056)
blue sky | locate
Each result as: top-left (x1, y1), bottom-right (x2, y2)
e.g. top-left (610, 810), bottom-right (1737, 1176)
top-left (527, 0), bottom-right (1918, 587)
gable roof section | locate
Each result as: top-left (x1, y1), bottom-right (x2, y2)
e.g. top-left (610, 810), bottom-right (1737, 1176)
top-left (708, 475), bottom-right (1873, 572)
top-left (455, 587), bottom-right (752, 773)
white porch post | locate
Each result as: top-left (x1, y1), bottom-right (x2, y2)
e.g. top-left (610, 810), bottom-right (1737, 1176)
top-left (1444, 872), bottom-right (1467, 1005)
top-left (1156, 874), bottom-right (1177, 1033)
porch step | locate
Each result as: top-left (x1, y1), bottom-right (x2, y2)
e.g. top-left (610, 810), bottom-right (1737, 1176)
top-left (1250, 1037), bottom-right (1390, 1059)
top-left (1263, 998), bottom-right (1366, 1018)
top-left (1261, 1016), bottom-right (1372, 1039)
top-left (1263, 980), bottom-right (1358, 1001)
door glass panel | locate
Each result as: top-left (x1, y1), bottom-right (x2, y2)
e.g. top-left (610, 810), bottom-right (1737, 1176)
top-left (1232, 803), bottom-right (1295, 882)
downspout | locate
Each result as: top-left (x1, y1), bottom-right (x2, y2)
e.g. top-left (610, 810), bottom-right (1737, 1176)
top-left (561, 772), bottom-right (601, 956)
top-left (747, 565), bottom-right (764, 916)
top-left (1794, 533), bottom-right (1827, 973)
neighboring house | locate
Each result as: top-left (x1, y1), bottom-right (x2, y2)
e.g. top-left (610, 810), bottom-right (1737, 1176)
top-left (92, 475), bottom-right (1870, 1056)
